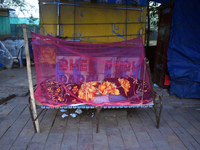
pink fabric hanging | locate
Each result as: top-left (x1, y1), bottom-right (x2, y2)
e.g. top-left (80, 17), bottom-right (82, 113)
top-left (32, 32), bottom-right (153, 107)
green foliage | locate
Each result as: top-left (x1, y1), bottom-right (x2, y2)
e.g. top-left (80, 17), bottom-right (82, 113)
top-left (148, 1), bottom-right (160, 28)
top-left (1, 0), bottom-right (26, 11)
top-left (1, 0), bottom-right (38, 18)
top-left (28, 14), bottom-right (38, 24)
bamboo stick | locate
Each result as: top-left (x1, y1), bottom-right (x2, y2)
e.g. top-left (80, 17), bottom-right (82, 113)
top-left (23, 24), bottom-right (40, 133)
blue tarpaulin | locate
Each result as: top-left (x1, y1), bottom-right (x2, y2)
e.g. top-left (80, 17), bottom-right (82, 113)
top-left (167, 0), bottom-right (200, 98)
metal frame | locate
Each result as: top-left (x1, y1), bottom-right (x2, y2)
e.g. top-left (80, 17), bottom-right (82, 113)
top-left (27, 60), bottom-right (162, 133)
top-left (146, 59), bottom-right (163, 128)
top-left (28, 98), bottom-right (161, 133)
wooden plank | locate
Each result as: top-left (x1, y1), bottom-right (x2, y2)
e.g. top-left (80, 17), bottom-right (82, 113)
top-left (161, 109), bottom-right (192, 149)
top-left (145, 109), bottom-right (181, 143)
top-left (11, 121), bottom-right (34, 147)
top-left (93, 124), bottom-right (109, 150)
top-left (119, 125), bottom-right (140, 149)
top-left (106, 127), bottom-right (124, 150)
top-left (61, 110), bottom-right (80, 150)
top-left (61, 127), bottom-right (79, 150)
top-left (27, 133), bottom-right (49, 150)
top-left (139, 109), bottom-right (172, 150)
top-left (146, 109), bottom-right (188, 149)
top-left (191, 108), bottom-right (200, 122)
top-left (171, 108), bottom-right (200, 132)
top-left (50, 110), bottom-right (68, 133)
top-left (79, 111), bottom-right (93, 135)
top-left (181, 108), bottom-right (200, 131)
top-left (27, 109), bottom-right (57, 150)
top-left (167, 108), bottom-right (200, 149)
top-left (128, 109), bottom-right (156, 149)
top-left (61, 109), bottom-right (95, 150)
top-left (0, 104), bottom-right (17, 124)
top-left (44, 133), bottom-right (63, 150)
top-left (117, 109), bottom-right (139, 149)
top-left (78, 134), bottom-right (93, 150)
top-left (0, 97), bottom-right (22, 124)
top-left (0, 103), bottom-right (27, 139)
top-left (66, 110), bottom-right (81, 128)
top-left (23, 23), bottom-right (40, 133)
top-left (0, 106), bottom-right (30, 149)
top-left (10, 145), bottom-right (28, 150)
top-left (11, 109), bottom-right (45, 148)
top-left (78, 112), bottom-right (94, 150)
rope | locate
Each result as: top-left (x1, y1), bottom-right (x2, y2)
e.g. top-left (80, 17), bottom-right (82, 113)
top-left (141, 58), bottom-right (146, 104)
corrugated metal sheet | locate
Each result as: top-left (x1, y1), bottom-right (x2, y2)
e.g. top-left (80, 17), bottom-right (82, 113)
top-left (0, 16), bottom-right (11, 36)
top-left (39, 0), bottom-right (146, 43)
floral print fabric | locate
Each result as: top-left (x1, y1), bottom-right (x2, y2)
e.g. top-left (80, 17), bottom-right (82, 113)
top-left (40, 77), bottom-right (150, 104)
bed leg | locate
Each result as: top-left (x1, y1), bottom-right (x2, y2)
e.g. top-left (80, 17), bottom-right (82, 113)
top-left (154, 94), bottom-right (163, 128)
top-left (96, 107), bottom-right (102, 133)
top-left (146, 60), bottom-right (162, 128)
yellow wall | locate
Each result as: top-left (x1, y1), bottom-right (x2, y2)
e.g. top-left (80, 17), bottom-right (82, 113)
top-left (39, 0), bottom-right (146, 43)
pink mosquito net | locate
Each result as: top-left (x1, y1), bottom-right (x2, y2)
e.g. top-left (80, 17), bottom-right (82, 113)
top-left (32, 33), bottom-right (153, 107)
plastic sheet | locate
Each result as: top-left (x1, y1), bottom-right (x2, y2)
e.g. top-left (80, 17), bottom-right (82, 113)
top-left (0, 41), bottom-right (13, 69)
top-left (167, 0), bottom-right (200, 98)
top-left (32, 33), bottom-right (153, 107)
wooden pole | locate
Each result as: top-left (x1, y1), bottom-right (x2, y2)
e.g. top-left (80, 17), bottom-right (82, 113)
top-left (23, 24), bottom-right (40, 133)
top-left (147, 0), bottom-right (150, 47)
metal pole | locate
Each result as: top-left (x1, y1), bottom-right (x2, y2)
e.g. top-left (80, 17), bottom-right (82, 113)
top-left (57, 0), bottom-right (60, 37)
top-left (74, 0), bottom-right (76, 41)
top-left (96, 107), bottom-right (102, 133)
top-left (23, 24), bottom-right (40, 133)
top-left (125, 0), bottom-right (127, 41)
